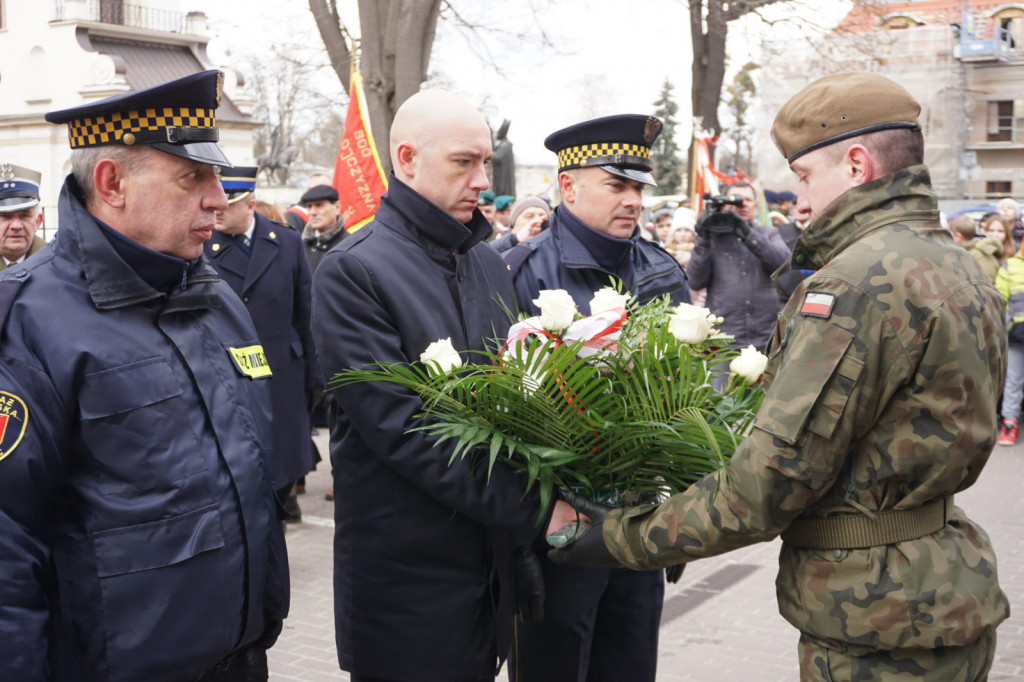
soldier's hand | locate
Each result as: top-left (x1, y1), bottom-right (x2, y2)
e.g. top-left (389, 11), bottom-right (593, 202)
top-left (513, 545), bottom-right (545, 623)
top-left (546, 490), bottom-right (620, 568)
top-left (665, 564), bottom-right (685, 584)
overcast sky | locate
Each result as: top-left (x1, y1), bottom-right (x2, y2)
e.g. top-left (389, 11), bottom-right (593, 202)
top-left (200, 0), bottom-right (850, 167)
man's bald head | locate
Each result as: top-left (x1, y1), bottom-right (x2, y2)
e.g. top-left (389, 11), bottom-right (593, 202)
top-left (390, 90), bottom-right (490, 167)
top-left (389, 90), bottom-right (493, 224)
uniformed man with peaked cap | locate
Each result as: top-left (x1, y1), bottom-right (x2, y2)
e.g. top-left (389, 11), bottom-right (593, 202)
top-left (0, 71), bottom-right (289, 681)
top-left (506, 113), bottom-right (690, 682)
top-left (207, 164), bottom-right (319, 525)
top-left (551, 72), bottom-right (1008, 681)
top-left (0, 164), bottom-right (46, 270)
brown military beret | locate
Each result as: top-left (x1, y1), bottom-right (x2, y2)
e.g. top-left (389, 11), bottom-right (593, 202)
top-left (771, 72), bottom-right (921, 164)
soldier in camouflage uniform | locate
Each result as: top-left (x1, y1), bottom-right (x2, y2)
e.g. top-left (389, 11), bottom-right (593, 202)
top-left (550, 72), bottom-right (1010, 681)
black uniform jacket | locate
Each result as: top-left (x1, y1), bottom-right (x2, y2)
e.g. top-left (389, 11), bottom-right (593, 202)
top-left (0, 177), bottom-right (288, 681)
top-left (507, 205), bottom-right (691, 315)
top-left (312, 176), bottom-right (549, 681)
top-left (205, 213), bottom-right (319, 487)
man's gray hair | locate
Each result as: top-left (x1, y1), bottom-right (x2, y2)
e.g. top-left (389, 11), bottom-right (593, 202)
top-left (70, 146), bottom-right (145, 202)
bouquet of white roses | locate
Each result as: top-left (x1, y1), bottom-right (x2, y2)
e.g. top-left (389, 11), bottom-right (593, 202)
top-left (330, 287), bottom-right (766, 513)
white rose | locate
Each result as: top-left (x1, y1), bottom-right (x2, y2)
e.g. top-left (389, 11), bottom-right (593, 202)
top-left (730, 345), bottom-right (768, 383)
top-left (589, 287), bottom-right (630, 315)
top-left (669, 303), bottom-right (713, 344)
top-left (533, 289), bottom-right (577, 331)
top-left (420, 337), bottom-right (463, 374)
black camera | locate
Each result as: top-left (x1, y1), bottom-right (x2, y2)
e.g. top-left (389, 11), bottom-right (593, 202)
top-left (696, 193), bottom-right (749, 236)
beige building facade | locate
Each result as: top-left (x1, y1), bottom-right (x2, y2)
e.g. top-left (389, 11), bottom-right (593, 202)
top-left (756, 1), bottom-right (1024, 207)
top-left (0, 0), bottom-right (257, 237)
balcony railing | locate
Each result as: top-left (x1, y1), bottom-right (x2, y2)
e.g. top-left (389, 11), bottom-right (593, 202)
top-left (53, 0), bottom-right (191, 34)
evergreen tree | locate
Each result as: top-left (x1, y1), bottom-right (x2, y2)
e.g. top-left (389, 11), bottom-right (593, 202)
top-left (651, 78), bottom-right (683, 195)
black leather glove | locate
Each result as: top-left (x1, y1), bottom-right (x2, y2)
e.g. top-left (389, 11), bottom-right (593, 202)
top-left (547, 490), bottom-right (620, 568)
top-left (513, 545), bottom-right (545, 623)
top-left (733, 216), bottom-right (751, 241)
top-left (694, 209), bottom-right (713, 239)
top-left (307, 386), bottom-right (324, 414)
top-left (665, 564), bottom-right (685, 584)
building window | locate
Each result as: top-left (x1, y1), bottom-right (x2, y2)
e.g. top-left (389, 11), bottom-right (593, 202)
top-left (987, 181), bottom-right (1012, 198)
top-left (987, 101), bottom-right (1015, 141)
top-left (993, 8), bottom-right (1024, 48)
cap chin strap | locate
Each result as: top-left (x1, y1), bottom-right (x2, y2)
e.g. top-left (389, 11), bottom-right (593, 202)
top-left (127, 127), bottom-right (220, 146)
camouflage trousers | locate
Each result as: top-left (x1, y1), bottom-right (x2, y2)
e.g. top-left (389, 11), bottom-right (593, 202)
top-left (798, 630), bottom-right (997, 681)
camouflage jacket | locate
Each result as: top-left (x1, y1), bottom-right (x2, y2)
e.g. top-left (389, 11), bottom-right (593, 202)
top-left (603, 165), bottom-right (1010, 652)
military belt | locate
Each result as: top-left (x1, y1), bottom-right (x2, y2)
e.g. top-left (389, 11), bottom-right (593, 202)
top-left (780, 496), bottom-right (953, 550)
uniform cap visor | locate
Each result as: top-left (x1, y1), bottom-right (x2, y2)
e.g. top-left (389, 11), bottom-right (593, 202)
top-left (600, 165), bottom-right (657, 187)
top-left (149, 140), bottom-right (231, 167)
top-left (0, 197), bottom-right (40, 212)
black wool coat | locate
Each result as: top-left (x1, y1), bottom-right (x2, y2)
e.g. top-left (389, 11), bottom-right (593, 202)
top-left (312, 176), bottom-right (548, 681)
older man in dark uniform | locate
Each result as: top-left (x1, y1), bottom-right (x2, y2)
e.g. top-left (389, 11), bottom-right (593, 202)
top-left (505, 114), bottom-right (690, 682)
top-left (0, 164), bottom-right (46, 270)
top-left (206, 165), bottom-right (319, 523)
top-left (0, 71), bottom-right (289, 681)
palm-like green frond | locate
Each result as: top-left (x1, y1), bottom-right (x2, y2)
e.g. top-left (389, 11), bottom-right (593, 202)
top-left (331, 294), bottom-right (764, 509)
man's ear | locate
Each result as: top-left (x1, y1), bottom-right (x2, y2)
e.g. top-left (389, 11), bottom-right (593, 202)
top-left (394, 141), bottom-right (416, 178)
top-left (846, 144), bottom-right (876, 187)
top-left (558, 171), bottom-right (577, 204)
top-left (92, 158), bottom-right (128, 209)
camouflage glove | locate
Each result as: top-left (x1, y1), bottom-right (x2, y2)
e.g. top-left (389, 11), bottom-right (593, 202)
top-left (546, 491), bottom-right (620, 569)
top-left (665, 564), bottom-right (685, 584)
top-left (513, 545), bottom-right (545, 623)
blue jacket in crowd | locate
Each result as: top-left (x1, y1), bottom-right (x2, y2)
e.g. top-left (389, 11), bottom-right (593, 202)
top-left (0, 177), bottom-right (289, 681)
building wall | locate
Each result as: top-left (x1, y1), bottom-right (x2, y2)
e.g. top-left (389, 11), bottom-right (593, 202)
top-left (0, 0), bottom-right (256, 235)
top-left (755, 3), bottom-right (1024, 204)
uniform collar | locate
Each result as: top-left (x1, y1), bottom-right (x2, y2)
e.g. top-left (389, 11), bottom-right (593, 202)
top-left (55, 175), bottom-right (221, 309)
top-left (791, 165), bottom-right (939, 271)
top-left (552, 205), bottom-right (638, 274)
top-left (377, 174), bottom-right (492, 253)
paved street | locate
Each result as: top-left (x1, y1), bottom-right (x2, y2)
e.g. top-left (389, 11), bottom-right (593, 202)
top-left (270, 432), bottom-right (1024, 681)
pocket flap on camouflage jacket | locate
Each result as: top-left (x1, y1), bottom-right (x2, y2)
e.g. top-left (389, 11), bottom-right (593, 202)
top-left (753, 322), bottom-right (857, 445)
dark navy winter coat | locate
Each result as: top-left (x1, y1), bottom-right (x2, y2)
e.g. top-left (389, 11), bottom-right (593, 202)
top-left (205, 212), bottom-right (319, 488)
top-left (312, 176), bottom-right (549, 681)
top-left (506, 205), bottom-right (691, 315)
top-left (0, 177), bottom-right (288, 681)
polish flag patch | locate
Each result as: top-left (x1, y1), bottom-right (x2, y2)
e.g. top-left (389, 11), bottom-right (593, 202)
top-left (800, 292), bottom-right (835, 318)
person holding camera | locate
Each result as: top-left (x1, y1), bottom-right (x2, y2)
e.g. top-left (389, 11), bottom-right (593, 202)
top-left (490, 196), bottom-right (551, 253)
top-left (687, 181), bottom-right (790, 358)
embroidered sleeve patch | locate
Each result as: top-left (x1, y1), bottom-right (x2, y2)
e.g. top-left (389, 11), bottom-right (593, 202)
top-left (228, 345), bottom-right (273, 379)
top-left (800, 292), bottom-right (835, 319)
top-left (0, 391), bottom-right (28, 462)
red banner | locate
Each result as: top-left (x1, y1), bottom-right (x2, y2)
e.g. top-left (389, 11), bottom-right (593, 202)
top-left (332, 69), bottom-right (388, 233)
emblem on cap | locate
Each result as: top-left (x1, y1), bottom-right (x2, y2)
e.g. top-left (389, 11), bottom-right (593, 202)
top-left (216, 71), bottom-right (224, 107)
top-left (643, 117), bottom-right (661, 145)
top-left (0, 165), bottom-right (13, 182)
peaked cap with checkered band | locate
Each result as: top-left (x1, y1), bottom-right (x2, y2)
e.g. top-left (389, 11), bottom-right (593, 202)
top-left (45, 70), bottom-right (229, 166)
top-left (544, 114), bottom-right (663, 186)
